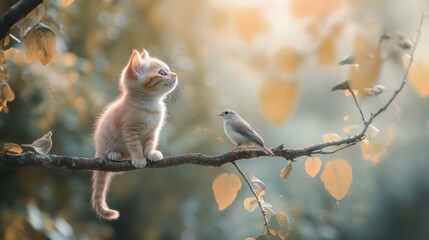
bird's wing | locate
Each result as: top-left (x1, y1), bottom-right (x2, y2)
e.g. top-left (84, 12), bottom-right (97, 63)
top-left (32, 138), bottom-right (51, 148)
top-left (231, 118), bottom-right (265, 146)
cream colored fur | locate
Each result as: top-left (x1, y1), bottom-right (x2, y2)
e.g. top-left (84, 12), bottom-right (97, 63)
top-left (91, 49), bottom-right (177, 220)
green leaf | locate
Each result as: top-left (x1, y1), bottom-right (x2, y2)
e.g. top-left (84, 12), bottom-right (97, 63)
top-left (251, 177), bottom-right (266, 196)
top-left (269, 212), bottom-right (290, 235)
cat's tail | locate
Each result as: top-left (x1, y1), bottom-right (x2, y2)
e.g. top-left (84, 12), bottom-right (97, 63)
top-left (91, 171), bottom-right (120, 220)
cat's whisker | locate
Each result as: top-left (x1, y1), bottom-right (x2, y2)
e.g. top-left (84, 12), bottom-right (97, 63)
top-left (168, 80), bottom-right (190, 103)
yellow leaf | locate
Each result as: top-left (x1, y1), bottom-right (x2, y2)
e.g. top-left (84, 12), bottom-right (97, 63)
top-left (343, 124), bottom-right (359, 134)
top-left (344, 89), bottom-right (359, 97)
top-left (323, 133), bottom-right (341, 142)
top-left (244, 197), bottom-right (258, 212)
top-left (290, 0), bottom-right (343, 18)
top-left (408, 62), bottom-right (429, 98)
top-left (360, 139), bottom-right (385, 164)
top-left (304, 157), bottom-right (322, 178)
top-left (317, 36), bottom-right (336, 66)
top-left (23, 27), bottom-right (39, 64)
top-left (395, 106), bottom-right (402, 122)
top-left (212, 173), bottom-right (242, 211)
top-left (348, 36), bottom-right (382, 93)
top-left (63, 52), bottom-right (77, 67)
top-left (274, 46), bottom-right (303, 72)
top-left (0, 145), bottom-right (8, 155)
top-left (361, 139), bottom-right (370, 160)
top-left (305, 21), bottom-right (319, 39)
top-left (26, 4), bottom-right (44, 18)
top-left (0, 82), bottom-right (15, 102)
top-left (320, 159), bottom-right (353, 201)
top-left (233, 7), bottom-right (266, 42)
top-left (276, 212), bottom-right (289, 227)
top-left (331, 22), bottom-right (343, 38)
top-left (4, 36), bottom-right (10, 46)
top-left (60, 0), bottom-right (75, 7)
top-left (0, 50), bottom-right (5, 64)
top-left (279, 161), bottom-right (293, 180)
top-left (24, 26), bottom-right (57, 65)
top-left (269, 212), bottom-right (290, 238)
top-left (259, 78), bottom-right (299, 125)
top-left (35, 27), bottom-right (57, 65)
top-left (3, 143), bottom-right (23, 154)
top-left (386, 125), bottom-right (395, 146)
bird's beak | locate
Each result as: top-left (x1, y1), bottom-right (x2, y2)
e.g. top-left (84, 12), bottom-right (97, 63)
top-left (216, 113), bottom-right (223, 117)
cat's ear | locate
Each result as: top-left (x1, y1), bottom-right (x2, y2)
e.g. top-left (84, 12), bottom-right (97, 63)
top-left (125, 49), bottom-right (144, 79)
top-left (140, 48), bottom-right (150, 60)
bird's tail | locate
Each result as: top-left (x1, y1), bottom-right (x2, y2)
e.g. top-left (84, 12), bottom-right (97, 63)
top-left (262, 146), bottom-right (275, 156)
top-left (91, 171), bottom-right (119, 220)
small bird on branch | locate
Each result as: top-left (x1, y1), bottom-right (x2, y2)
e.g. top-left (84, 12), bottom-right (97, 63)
top-left (21, 131), bottom-right (53, 155)
top-left (217, 109), bottom-right (274, 156)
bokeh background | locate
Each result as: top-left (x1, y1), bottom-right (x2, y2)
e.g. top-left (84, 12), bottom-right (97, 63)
top-left (1, 0), bottom-right (429, 239)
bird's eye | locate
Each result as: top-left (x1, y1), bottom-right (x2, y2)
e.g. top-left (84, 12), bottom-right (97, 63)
top-left (224, 111), bottom-right (229, 115)
top-left (158, 70), bottom-right (167, 76)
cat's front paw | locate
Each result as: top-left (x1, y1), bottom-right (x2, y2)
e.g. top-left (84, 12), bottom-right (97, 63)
top-left (147, 151), bottom-right (163, 161)
top-left (131, 157), bottom-right (147, 168)
top-left (107, 151), bottom-right (122, 161)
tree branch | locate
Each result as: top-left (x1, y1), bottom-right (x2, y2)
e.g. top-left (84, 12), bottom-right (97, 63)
top-left (0, 14), bottom-right (425, 173)
top-left (0, 0), bottom-right (43, 41)
top-left (232, 161), bottom-right (270, 235)
top-left (370, 12), bottom-right (426, 121)
top-left (0, 135), bottom-right (365, 171)
top-left (348, 86), bottom-right (366, 123)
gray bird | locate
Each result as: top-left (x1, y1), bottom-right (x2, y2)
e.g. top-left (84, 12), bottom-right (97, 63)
top-left (21, 131), bottom-right (53, 155)
top-left (217, 109), bottom-right (274, 156)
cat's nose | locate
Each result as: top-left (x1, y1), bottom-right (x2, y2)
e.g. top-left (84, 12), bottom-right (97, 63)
top-left (170, 72), bottom-right (177, 79)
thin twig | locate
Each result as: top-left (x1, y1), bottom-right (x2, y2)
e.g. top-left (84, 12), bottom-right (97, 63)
top-left (313, 142), bottom-right (357, 154)
top-left (231, 161), bottom-right (270, 235)
top-left (0, 0), bottom-right (43, 41)
top-left (348, 86), bottom-right (366, 123)
top-left (370, 13), bottom-right (426, 121)
top-left (330, 13), bottom-right (427, 155)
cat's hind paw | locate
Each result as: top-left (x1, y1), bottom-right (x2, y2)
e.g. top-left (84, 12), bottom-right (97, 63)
top-left (131, 157), bottom-right (147, 168)
top-left (147, 150), bottom-right (163, 161)
top-left (107, 151), bottom-right (122, 161)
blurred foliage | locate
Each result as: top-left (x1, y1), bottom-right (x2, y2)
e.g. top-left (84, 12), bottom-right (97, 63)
top-left (1, 0), bottom-right (429, 239)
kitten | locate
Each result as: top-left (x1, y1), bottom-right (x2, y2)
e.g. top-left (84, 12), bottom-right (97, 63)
top-left (92, 49), bottom-right (178, 220)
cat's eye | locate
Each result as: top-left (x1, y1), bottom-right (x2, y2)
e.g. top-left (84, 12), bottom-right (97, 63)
top-left (158, 70), bottom-right (167, 76)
